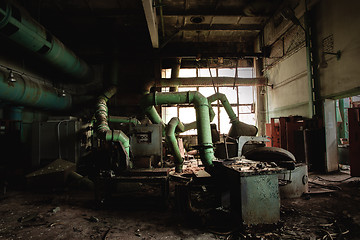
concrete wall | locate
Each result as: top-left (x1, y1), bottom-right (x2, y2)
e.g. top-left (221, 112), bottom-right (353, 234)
top-left (264, 0), bottom-right (360, 120)
top-left (266, 47), bottom-right (310, 119)
top-left (315, 0), bottom-right (360, 99)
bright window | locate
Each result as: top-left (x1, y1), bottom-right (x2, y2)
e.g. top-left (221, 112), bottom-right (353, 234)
top-left (161, 67), bottom-right (256, 135)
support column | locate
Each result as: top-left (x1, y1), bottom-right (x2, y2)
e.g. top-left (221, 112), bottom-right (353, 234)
top-left (254, 58), bottom-right (266, 136)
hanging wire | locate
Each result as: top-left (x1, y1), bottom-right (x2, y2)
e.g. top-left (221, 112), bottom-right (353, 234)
top-left (232, 58), bottom-right (238, 89)
top-left (207, 58), bottom-right (217, 93)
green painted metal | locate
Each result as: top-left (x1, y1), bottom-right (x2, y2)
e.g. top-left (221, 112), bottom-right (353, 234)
top-left (141, 91), bottom-right (214, 169)
top-left (108, 116), bottom-right (140, 125)
top-left (95, 86), bottom-right (130, 157)
top-left (0, 69), bottom-right (72, 110)
top-left (0, 2), bottom-right (90, 80)
top-left (207, 93), bottom-right (258, 137)
top-left (166, 117), bottom-right (185, 172)
top-left (183, 103), bottom-right (215, 131)
top-left (337, 98), bottom-right (350, 141)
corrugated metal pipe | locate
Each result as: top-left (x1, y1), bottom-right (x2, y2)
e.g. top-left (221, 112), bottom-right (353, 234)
top-left (166, 117), bottom-right (185, 172)
top-left (141, 91), bottom-right (214, 171)
top-left (0, 0), bottom-right (90, 80)
top-left (95, 86), bottom-right (130, 157)
top-left (207, 93), bottom-right (258, 137)
top-left (0, 68), bottom-right (71, 110)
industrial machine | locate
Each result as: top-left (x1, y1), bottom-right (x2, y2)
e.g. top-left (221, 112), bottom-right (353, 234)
top-left (63, 87), bottom-right (304, 224)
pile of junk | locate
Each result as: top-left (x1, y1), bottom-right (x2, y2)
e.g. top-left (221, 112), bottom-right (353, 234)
top-left (28, 86), bottom-right (308, 225)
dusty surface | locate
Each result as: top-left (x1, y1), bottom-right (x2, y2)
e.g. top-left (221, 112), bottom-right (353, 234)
top-left (1, 171), bottom-right (360, 240)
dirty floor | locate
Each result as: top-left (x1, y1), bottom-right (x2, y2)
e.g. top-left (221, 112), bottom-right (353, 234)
top-left (1, 171), bottom-right (360, 240)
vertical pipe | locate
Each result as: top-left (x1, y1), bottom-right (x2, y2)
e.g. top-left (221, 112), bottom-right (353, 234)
top-left (166, 117), bottom-right (185, 172)
top-left (170, 57), bottom-right (181, 92)
top-left (141, 91), bottom-right (215, 170)
top-left (304, 2), bottom-right (315, 118)
top-left (255, 58), bottom-right (266, 136)
top-left (95, 86), bottom-right (130, 157)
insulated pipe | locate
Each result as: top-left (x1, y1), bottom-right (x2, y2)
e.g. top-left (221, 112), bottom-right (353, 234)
top-left (108, 116), bottom-right (140, 126)
top-left (143, 105), bottom-right (166, 130)
top-left (95, 86), bottom-right (130, 157)
top-left (183, 106), bottom-right (215, 131)
top-left (141, 91), bottom-right (214, 169)
top-left (207, 93), bottom-right (258, 137)
top-left (0, 1), bottom-right (90, 80)
top-left (166, 117), bottom-right (185, 172)
top-left (0, 69), bottom-right (71, 110)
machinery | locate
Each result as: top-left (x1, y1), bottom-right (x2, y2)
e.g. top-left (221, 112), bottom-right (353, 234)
top-left (68, 86), bottom-right (304, 224)
top-left (0, 0), bottom-right (307, 226)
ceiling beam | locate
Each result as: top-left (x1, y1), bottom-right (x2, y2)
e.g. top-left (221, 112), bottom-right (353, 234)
top-left (163, 10), bottom-right (272, 17)
top-left (180, 24), bottom-right (262, 31)
top-left (159, 42), bottom-right (262, 58)
top-left (150, 77), bottom-right (267, 87)
top-left (142, 0), bottom-right (159, 48)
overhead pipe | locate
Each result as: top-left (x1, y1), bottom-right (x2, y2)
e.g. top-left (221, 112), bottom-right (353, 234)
top-left (207, 93), bottom-right (258, 138)
top-left (0, 1), bottom-right (90, 80)
top-left (0, 68), bottom-right (72, 110)
top-left (141, 91), bottom-right (214, 170)
top-left (143, 77), bottom-right (267, 91)
top-left (95, 86), bottom-right (130, 157)
top-left (166, 117), bottom-right (185, 172)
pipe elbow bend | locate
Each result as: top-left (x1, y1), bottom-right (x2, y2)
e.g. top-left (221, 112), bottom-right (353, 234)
top-left (140, 92), bottom-right (155, 107)
top-left (192, 91), bottom-right (208, 106)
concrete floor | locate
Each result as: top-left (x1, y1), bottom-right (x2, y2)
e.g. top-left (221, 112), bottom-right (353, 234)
top-left (0, 171), bottom-right (360, 240)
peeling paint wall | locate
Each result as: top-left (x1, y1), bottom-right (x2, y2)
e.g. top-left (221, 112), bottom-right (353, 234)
top-left (266, 47), bottom-right (310, 119)
top-left (264, 0), bottom-right (360, 120)
top-left (314, 0), bottom-right (360, 99)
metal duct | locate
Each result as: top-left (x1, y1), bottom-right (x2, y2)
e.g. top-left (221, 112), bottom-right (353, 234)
top-left (108, 116), bottom-right (140, 126)
top-left (165, 117), bottom-right (185, 172)
top-left (207, 93), bottom-right (258, 137)
top-left (141, 91), bottom-right (214, 170)
top-left (0, 69), bottom-right (71, 110)
top-left (95, 86), bottom-right (130, 157)
top-left (183, 93), bottom-right (257, 137)
top-left (0, 1), bottom-right (90, 80)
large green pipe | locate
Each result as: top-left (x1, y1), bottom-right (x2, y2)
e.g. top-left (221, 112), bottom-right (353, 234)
top-left (0, 69), bottom-right (72, 110)
top-left (108, 116), bottom-right (140, 126)
top-left (183, 103), bottom-right (215, 131)
top-left (141, 91), bottom-right (214, 169)
top-left (207, 93), bottom-right (258, 137)
top-left (0, 1), bottom-right (90, 80)
top-left (95, 86), bottom-right (130, 157)
top-left (166, 117), bottom-right (185, 172)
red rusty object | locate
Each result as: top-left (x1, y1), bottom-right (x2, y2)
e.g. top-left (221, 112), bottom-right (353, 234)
top-left (349, 108), bottom-right (360, 176)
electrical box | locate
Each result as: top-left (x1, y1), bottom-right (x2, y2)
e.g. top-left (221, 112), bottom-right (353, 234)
top-left (130, 124), bottom-right (163, 160)
top-left (32, 117), bottom-right (82, 166)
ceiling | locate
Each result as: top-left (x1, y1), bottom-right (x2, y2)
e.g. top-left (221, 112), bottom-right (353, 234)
top-left (17, 0), bottom-right (300, 65)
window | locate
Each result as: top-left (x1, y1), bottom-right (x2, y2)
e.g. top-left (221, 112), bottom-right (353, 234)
top-left (161, 67), bottom-right (256, 135)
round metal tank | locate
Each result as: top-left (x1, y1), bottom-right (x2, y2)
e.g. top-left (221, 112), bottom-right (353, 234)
top-left (278, 163), bottom-right (308, 198)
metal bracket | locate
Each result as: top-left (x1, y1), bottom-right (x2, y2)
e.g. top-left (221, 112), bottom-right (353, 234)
top-left (237, 136), bottom-right (270, 157)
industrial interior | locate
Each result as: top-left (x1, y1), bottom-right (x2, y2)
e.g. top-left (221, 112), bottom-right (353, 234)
top-left (0, 0), bottom-right (360, 239)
